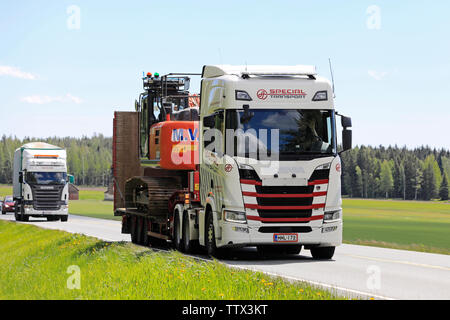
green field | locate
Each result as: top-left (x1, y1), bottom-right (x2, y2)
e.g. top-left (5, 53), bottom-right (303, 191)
top-left (0, 220), bottom-right (343, 300)
top-left (343, 199), bottom-right (450, 254)
top-left (2, 185), bottom-right (449, 254)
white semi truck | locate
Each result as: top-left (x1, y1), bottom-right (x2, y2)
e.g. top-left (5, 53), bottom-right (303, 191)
top-left (13, 142), bottom-right (73, 222)
top-left (114, 65), bottom-right (352, 260)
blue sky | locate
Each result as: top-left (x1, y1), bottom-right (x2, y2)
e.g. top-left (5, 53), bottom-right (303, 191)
top-left (1, 0), bottom-right (449, 149)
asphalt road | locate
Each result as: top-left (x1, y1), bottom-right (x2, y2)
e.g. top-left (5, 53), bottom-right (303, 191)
top-left (1, 213), bottom-right (449, 300)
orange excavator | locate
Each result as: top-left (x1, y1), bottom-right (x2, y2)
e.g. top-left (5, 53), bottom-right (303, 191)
top-left (113, 72), bottom-right (201, 244)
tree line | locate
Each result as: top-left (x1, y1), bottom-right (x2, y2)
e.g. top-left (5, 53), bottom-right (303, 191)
top-left (0, 135), bottom-right (449, 200)
top-left (340, 145), bottom-right (450, 201)
top-left (0, 135), bottom-right (112, 187)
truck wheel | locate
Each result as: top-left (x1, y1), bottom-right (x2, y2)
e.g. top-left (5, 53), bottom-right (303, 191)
top-left (183, 211), bottom-right (198, 254)
top-left (173, 210), bottom-right (184, 252)
top-left (21, 215), bottom-right (29, 222)
top-left (1, 210), bottom-right (5, 215)
top-left (206, 212), bottom-right (220, 258)
top-left (130, 216), bottom-right (138, 244)
top-left (61, 216), bottom-right (68, 222)
top-left (310, 246), bottom-right (335, 260)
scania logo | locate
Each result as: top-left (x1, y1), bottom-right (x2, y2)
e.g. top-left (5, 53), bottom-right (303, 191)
top-left (40, 186), bottom-right (54, 190)
top-left (257, 89), bottom-right (268, 100)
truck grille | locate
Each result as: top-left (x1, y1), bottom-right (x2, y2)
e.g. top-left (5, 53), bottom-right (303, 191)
top-left (241, 169), bottom-right (329, 223)
top-left (32, 186), bottom-right (63, 211)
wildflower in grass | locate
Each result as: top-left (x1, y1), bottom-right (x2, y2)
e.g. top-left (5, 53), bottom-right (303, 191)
top-left (261, 278), bottom-right (266, 283)
top-left (219, 293), bottom-right (224, 298)
top-left (201, 287), bottom-right (206, 291)
top-left (264, 282), bottom-right (273, 286)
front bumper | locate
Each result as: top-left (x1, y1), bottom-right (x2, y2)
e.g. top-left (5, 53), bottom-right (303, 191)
top-left (217, 219), bottom-right (342, 248)
top-left (23, 206), bottom-right (69, 217)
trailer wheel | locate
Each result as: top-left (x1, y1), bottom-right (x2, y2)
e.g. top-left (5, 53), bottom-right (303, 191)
top-left (130, 216), bottom-right (138, 244)
top-left (61, 215), bottom-right (68, 222)
top-left (173, 210), bottom-right (184, 252)
top-left (310, 246), bottom-right (335, 260)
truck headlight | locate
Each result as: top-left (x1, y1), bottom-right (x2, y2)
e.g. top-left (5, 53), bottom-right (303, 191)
top-left (312, 90), bottom-right (328, 101)
top-left (324, 210), bottom-right (341, 221)
top-left (223, 210), bottom-right (247, 224)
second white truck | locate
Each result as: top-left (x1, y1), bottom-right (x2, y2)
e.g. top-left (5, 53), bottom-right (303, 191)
top-left (13, 142), bottom-right (73, 222)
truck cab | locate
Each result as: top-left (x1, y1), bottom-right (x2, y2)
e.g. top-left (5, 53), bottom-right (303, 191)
top-left (13, 142), bottom-right (72, 222)
top-left (198, 65), bottom-right (352, 259)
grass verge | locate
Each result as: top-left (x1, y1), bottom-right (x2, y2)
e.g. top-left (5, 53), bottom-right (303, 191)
top-left (343, 199), bottom-right (450, 255)
top-left (0, 220), bottom-right (345, 300)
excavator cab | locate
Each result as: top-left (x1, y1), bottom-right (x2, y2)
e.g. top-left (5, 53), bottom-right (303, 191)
top-left (135, 73), bottom-right (200, 169)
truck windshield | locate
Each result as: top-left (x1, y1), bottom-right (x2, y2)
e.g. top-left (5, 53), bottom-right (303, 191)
top-left (25, 172), bottom-right (67, 185)
top-left (225, 109), bottom-right (336, 160)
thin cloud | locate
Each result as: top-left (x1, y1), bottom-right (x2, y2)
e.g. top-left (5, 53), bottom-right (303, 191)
top-left (368, 70), bottom-right (388, 81)
top-left (0, 65), bottom-right (37, 80)
top-left (21, 93), bottom-right (83, 104)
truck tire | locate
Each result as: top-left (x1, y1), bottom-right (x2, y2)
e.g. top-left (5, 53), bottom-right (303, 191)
top-left (130, 216), bottom-right (138, 244)
top-left (183, 211), bottom-right (198, 254)
top-left (173, 210), bottom-right (184, 252)
top-left (19, 205), bottom-right (28, 222)
top-left (15, 205), bottom-right (21, 221)
top-left (61, 215), bottom-right (68, 222)
top-left (205, 212), bottom-right (226, 258)
top-left (1, 210), bottom-right (5, 215)
top-left (310, 246), bottom-right (335, 260)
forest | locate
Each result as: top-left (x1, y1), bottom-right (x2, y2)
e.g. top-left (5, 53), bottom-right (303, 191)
top-left (0, 135), bottom-right (112, 187)
top-left (0, 135), bottom-right (448, 200)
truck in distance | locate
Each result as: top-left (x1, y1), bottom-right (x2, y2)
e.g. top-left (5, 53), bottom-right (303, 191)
top-left (13, 142), bottom-right (73, 222)
top-left (113, 65), bottom-right (352, 259)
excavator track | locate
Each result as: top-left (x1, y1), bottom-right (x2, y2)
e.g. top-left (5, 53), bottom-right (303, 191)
top-left (125, 176), bottom-right (182, 218)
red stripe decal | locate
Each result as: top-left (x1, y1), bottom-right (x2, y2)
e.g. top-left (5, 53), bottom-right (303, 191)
top-left (244, 203), bottom-right (325, 210)
top-left (240, 179), bottom-right (329, 186)
top-left (242, 191), bottom-right (327, 198)
top-left (308, 179), bottom-right (329, 185)
top-left (246, 215), bottom-right (324, 222)
top-left (240, 179), bottom-right (262, 185)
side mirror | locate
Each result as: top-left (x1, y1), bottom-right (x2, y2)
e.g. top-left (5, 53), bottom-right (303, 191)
top-left (203, 114), bottom-right (215, 128)
top-left (18, 172), bottom-right (23, 184)
top-left (68, 175), bottom-right (75, 184)
top-left (342, 129), bottom-right (352, 152)
top-left (341, 116), bottom-right (352, 128)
